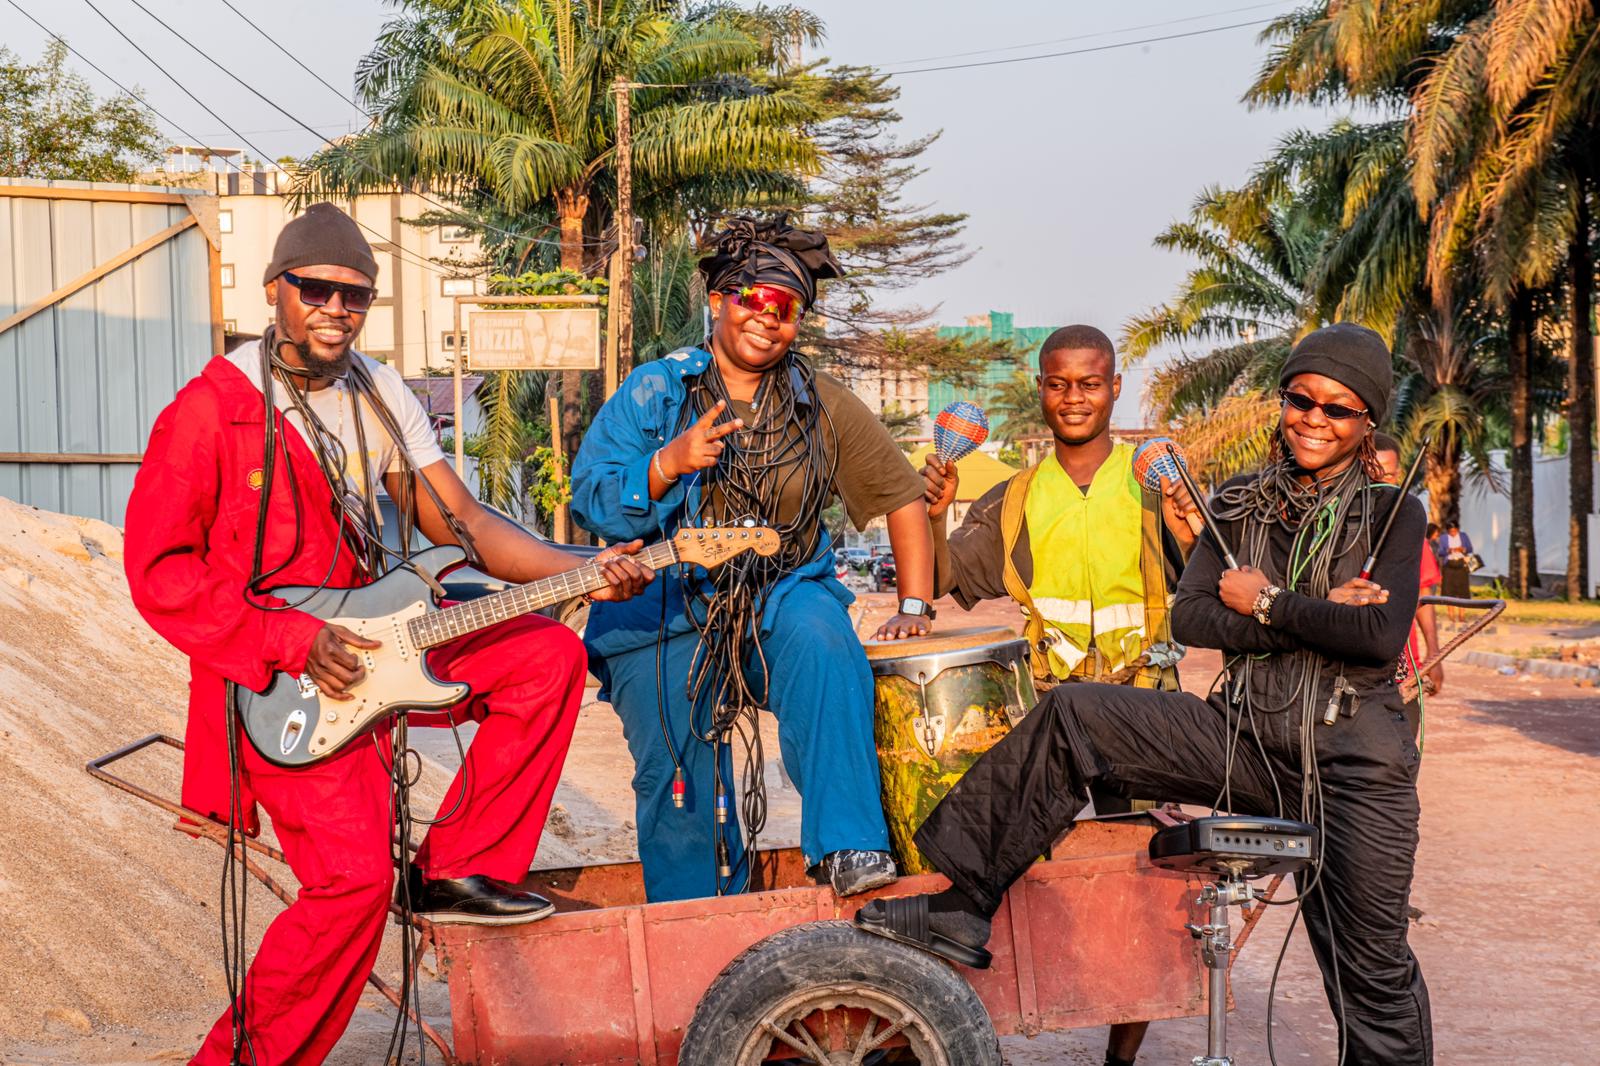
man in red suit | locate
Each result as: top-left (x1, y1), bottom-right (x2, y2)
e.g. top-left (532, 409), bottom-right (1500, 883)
top-left (124, 203), bottom-right (653, 1065)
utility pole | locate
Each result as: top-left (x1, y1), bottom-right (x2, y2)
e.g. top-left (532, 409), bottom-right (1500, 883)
top-left (612, 77), bottom-right (636, 383)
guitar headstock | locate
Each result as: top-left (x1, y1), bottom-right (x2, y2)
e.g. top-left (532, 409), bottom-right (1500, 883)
top-left (671, 526), bottom-right (780, 569)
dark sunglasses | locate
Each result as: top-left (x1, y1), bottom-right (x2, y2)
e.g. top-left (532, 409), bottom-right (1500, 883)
top-left (283, 270), bottom-right (377, 313)
top-left (725, 284), bottom-right (804, 324)
top-left (1279, 387), bottom-right (1369, 421)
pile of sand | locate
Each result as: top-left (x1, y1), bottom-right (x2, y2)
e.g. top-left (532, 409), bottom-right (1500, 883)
top-left (0, 497), bottom-right (597, 1061)
top-left (0, 495), bottom-right (238, 1050)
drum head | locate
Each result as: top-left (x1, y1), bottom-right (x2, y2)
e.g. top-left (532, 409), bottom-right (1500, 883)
top-left (861, 624), bottom-right (1020, 660)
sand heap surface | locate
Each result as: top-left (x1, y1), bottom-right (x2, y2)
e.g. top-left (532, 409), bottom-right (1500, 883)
top-left (0, 494), bottom-right (249, 1049)
top-left (0, 496), bottom-right (511, 1060)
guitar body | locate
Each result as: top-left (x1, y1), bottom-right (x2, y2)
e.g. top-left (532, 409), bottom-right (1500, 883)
top-left (235, 526), bottom-right (781, 769)
top-left (238, 546), bottom-right (472, 768)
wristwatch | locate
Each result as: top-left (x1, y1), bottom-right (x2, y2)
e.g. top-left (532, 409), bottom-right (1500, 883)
top-left (1251, 584), bottom-right (1283, 626)
top-left (898, 597), bottom-right (937, 621)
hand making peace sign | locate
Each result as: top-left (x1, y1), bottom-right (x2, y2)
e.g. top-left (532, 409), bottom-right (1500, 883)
top-left (654, 399), bottom-right (745, 482)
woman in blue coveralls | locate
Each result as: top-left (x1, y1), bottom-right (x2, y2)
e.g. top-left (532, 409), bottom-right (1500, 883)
top-left (572, 217), bottom-right (938, 902)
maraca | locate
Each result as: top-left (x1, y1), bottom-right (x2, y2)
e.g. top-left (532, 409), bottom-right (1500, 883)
top-left (933, 401), bottom-right (989, 464)
top-left (1131, 436), bottom-right (1206, 539)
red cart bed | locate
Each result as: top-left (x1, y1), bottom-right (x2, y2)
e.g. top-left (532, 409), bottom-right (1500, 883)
top-left (433, 817), bottom-right (1216, 1065)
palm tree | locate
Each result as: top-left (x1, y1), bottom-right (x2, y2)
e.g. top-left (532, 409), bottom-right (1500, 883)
top-left (1121, 182), bottom-right (1311, 475)
top-left (1406, 0), bottom-right (1599, 594)
top-left (305, 0), bottom-right (822, 469)
top-left (632, 225), bottom-right (707, 363)
top-left (987, 370), bottom-right (1047, 445)
top-left (1245, 1), bottom-right (1585, 594)
top-left (1122, 184), bottom-right (1315, 363)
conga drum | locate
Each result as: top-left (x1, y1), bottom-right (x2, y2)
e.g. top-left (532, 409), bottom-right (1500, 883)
top-left (863, 626), bottom-right (1037, 874)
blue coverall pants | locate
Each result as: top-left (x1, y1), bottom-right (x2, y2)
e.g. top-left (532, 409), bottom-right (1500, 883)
top-left (594, 580), bottom-right (891, 902)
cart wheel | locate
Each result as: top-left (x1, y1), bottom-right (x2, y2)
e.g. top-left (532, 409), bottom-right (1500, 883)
top-left (678, 920), bottom-right (1000, 1066)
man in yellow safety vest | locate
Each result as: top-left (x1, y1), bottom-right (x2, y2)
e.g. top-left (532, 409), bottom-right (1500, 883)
top-left (921, 324), bottom-right (1199, 1066)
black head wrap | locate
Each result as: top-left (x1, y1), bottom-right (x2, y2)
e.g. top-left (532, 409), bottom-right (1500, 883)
top-left (698, 215), bottom-right (843, 308)
top-left (1279, 322), bottom-right (1393, 426)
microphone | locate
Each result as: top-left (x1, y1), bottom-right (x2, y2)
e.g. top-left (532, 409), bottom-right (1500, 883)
top-left (933, 401), bottom-right (990, 465)
top-left (1132, 437), bottom-right (1239, 569)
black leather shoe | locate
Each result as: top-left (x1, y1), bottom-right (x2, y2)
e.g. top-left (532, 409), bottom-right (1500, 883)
top-left (809, 849), bottom-right (898, 897)
top-left (403, 864), bottom-right (556, 926)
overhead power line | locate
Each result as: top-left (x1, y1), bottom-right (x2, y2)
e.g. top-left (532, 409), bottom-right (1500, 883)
top-left (109, 0), bottom-right (583, 256)
top-left (214, 0), bottom-right (370, 117)
top-left (2, 0), bottom-right (211, 154)
top-left (11, 0), bottom-right (456, 277)
top-left (876, 1), bottom-right (1292, 68)
top-left (886, 18), bottom-right (1278, 76)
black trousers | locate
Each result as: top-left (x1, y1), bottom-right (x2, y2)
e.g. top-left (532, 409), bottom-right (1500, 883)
top-left (914, 682), bottom-right (1434, 1066)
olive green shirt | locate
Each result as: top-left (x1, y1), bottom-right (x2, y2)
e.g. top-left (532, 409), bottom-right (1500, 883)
top-left (724, 369), bottom-right (922, 536)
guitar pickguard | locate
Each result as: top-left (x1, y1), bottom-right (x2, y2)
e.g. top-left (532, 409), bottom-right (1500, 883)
top-left (239, 548), bottom-right (475, 768)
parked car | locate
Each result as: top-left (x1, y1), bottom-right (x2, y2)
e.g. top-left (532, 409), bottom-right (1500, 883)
top-left (869, 553), bottom-right (897, 593)
top-left (838, 547), bottom-right (873, 571)
top-left (377, 497), bottom-right (599, 631)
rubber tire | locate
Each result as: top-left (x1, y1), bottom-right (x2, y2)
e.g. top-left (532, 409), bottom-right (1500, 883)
top-left (678, 920), bottom-right (1001, 1066)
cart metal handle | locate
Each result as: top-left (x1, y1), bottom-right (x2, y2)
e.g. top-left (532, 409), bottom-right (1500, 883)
top-left (84, 734), bottom-right (458, 1065)
top-left (1400, 596), bottom-right (1505, 700)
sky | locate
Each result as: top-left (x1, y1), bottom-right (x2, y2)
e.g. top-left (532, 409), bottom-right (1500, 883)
top-left (1, 0), bottom-right (1352, 424)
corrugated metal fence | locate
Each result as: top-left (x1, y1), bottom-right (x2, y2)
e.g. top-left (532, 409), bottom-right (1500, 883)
top-left (0, 178), bottom-right (221, 524)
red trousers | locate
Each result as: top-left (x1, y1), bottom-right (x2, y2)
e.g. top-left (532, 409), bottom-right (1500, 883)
top-left (190, 613), bottom-right (586, 1066)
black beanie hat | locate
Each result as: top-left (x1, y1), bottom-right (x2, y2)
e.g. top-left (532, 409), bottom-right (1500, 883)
top-left (1278, 322), bottom-right (1392, 426)
top-left (262, 202), bottom-right (380, 286)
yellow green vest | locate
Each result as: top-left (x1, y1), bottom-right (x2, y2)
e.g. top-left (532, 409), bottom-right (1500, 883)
top-left (1000, 445), bottom-right (1176, 688)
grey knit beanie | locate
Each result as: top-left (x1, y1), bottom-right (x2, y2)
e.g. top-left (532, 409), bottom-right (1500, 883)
top-left (262, 202), bottom-right (379, 286)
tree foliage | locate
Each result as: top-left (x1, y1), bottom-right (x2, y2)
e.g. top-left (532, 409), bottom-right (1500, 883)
top-left (986, 369), bottom-right (1048, 445)
top-left (1136, 0), bottom-right (1600, 591)
top-left (0, 42), bottom-right (160, 182)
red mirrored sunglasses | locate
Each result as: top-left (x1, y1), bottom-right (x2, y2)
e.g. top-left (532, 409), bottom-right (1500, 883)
top-left (726, 284), bottom-right (804, 324)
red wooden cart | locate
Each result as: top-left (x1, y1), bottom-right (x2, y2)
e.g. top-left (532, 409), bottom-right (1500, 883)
top-left (432, 817), bottom-right (1252, 1065)
top-left (91, 737), bottom-right (1266, 1066)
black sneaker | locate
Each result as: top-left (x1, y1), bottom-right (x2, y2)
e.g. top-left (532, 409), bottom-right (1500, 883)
top-left (403, 864), bottom-right (556, 926)
top-left (811, 850), bottom-right (898, 897)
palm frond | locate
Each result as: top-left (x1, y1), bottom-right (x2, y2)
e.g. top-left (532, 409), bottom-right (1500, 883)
top-left (1171, 391), bottom-right (1280, 484)
top-left (1486, 0), bottom-right (1591, 114)
top-left (1407, 14), bottom-right (1491, 210)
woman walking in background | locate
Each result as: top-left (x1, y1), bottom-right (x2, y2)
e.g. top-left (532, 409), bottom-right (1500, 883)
top-left (1437, 520), bottom-right (1475, 623)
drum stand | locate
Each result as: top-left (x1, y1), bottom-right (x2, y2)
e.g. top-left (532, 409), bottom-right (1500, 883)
top-left (1187, 862), bottom-right (1258, 1066)
top-left (1148, 816), bottom-right (1318, 1066)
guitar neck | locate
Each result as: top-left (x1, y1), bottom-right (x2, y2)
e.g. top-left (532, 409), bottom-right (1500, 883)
top-left (409, 539), bottom-right (681, 650)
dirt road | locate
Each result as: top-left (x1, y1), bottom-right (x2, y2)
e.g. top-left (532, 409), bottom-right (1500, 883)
top-left (6, 577), bottom-right (1597, 1064)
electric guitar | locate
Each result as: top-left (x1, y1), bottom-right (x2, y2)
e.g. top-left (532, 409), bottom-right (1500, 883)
top-left (238, 526), bottom-right (778, 767)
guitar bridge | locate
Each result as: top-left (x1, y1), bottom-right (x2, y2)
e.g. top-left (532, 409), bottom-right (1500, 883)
top-left (297, 673), bottom-right (320, 699)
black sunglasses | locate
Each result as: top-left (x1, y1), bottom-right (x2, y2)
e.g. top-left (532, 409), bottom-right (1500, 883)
top-left (283, 270), bottom-right (376, 313)
top-left (1278, 387), bottom-right (1369, 421)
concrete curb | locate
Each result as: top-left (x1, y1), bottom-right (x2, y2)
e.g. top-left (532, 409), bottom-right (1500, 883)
top-left (1460, 649), bottom-right (1600, 683)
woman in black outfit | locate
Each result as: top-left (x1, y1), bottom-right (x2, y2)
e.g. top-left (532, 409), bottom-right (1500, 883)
top-left (858, 323), bottom-right (1432, 1066)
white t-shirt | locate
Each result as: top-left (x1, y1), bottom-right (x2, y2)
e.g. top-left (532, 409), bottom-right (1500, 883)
top-left (225, 341), bottom-right (446, 509)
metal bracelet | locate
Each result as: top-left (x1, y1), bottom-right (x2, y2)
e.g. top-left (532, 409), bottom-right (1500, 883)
top-left (652, 448), bottom-right (679, 484)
